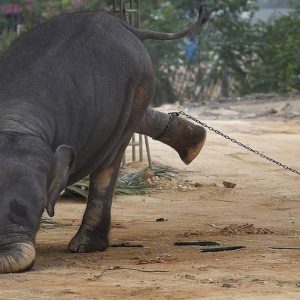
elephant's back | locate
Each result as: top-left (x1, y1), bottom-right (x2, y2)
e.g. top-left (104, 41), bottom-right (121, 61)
top-left (0, 12), bottom-right (150, 84)
top-left (0, 12), bottom-right (154, 180)
top-left (0, 12), bottom-right (152, 143)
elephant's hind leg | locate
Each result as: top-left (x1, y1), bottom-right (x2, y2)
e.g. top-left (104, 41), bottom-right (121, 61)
top-left (68, 151), bottom-right (124, 253)
top-left (136, 109), bottom-right (206, 165)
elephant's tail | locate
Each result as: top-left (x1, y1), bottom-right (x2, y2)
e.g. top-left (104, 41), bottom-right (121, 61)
top-left (122, 4), bottom-right (209, 41)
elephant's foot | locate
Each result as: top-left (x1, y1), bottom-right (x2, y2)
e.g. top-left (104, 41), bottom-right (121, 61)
top-left (136, 109), bottom-right (206, 165)
top-left (164, 116), bottom-right (206, 165)
top-left (68, 225), bottom-right (109, 253)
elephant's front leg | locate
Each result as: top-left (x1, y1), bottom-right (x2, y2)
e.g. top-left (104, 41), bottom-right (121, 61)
top-left (68, 158), bottom-right (122, 253)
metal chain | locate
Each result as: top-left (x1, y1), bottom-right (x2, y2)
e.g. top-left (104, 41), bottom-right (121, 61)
top-left (154, 112), bottom-right (180, 140)
top-left (177, 111), bottom-right (300, 176)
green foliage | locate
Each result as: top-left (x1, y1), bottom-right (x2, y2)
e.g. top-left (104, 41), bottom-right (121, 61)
top-left (64, 164), bottom-right (178, 198)
top-left (0, 29), bottom-right (17, 57)
top-left (140, 1), bottom-right (189, 105)
top-left (140, 1), bottom-right (261, 101)
top-left (248, 9), bottom-right (300, 93)
top-left (0, 0), bottom-right (299, 101)
top-left (143, 0), bottom-right (300, 100)
top-left (200, 0), bottom-right (259, 98)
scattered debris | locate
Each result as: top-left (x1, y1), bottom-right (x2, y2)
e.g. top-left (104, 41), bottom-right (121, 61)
top-left (87, 266), bottom-right (169, 281)
top-left (181, 274), bottom-right (197, 281)
top-left (137, 257), bottom-right (164, 264)
top-left (175, 241), bottom-right (220, 246)
top-left (40, 218), bottom-right (69, 229)
top-left (179, 224), bottom-right (278, 238)
top-left (110, 242), bottom-right (143, 248)
top-left (142, 169), bottom-right (155, 180)
top-left (177, 230), bottom-right (202, 237)
top-left (118, 267), bottom-right (169, 273)
top-left (223, 181), bottom-right (236, 189)
top-left (219, 224), bottom-right (277, 235)
top-left (135, 255), bottom-right (177, 265)
top-left (264, 108), bottom-right (278, 116)
top-left (111, 223), bottom-right (126, 228)
top-left (199, 246), bottom-right (246, 253)
top-left (194, 182), bottom-right (217, 188)
top-left (64, 163), bottom-right (179, 199)
top-left (156, 218), bottom-right (167, 222)
top-left (208, 224), bottom-right (220, 229)
top-left (111, 223), bottom-right (126, 229)
top-left (63, 164), bottom-right (222, 199)
top-left (269, 247), bottom-right (300, 251)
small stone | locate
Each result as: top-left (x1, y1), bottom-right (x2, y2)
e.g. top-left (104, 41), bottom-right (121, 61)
top-left (156, 218), bottom-right (167, 222)
top-left (143, 169), bottom-right (155, 180)
top-left (223, 181), bottom-right (236, 188)
top-left (222, 283), bottom-right (233, 288)
top-left (183, 275), bottom-right (196, 280)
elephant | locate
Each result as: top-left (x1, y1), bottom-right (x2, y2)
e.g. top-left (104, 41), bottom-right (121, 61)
top-left (0, 5), bottom-right (208, 273)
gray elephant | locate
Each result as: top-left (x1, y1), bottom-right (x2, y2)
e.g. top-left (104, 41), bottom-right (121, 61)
top-left (0, 5), bottom-right (208, 273)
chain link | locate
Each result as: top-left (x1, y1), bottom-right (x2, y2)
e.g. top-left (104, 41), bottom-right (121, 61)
top-left (177, 111), bottom-right (300, 176)
top-left (154, 112), bottom-right (180, 140)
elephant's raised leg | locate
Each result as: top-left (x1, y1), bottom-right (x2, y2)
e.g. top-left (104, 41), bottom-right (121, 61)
top-left (68, 151), bottom-right (124, 253)
top-left (136, 108), bottom-right (206, 165)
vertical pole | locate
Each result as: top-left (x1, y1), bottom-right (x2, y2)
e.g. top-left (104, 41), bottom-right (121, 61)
top-left (120, 0), bottom-right (123, 19)
top-left (132, 133), bottom-right (136, 162)
top-left (122, 153), bottom-right (126, 167)
top-left (137, 0), bottom-right (141, 28)
top-left (130, 0), bottom-right (133, 25)
top-left (139, 134), bottom-right (143, 162)
top-left (113, 0), bottom-right (152, 168)
top-left (145, 136), bottom-right (152, 169)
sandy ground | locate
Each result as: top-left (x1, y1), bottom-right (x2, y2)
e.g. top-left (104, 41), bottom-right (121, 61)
top-left (0, 96), bottom-right (300, 299)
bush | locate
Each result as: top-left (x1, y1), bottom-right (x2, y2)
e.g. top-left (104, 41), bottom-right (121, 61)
top-left (248, 10), bottom-right (300, 93)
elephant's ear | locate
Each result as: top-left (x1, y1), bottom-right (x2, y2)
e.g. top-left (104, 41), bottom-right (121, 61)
top-left (46, 145), bottom-right (76, 217)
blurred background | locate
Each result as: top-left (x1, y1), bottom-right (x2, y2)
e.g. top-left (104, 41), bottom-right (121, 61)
top-left (0, 0), bottom-right (299, 106)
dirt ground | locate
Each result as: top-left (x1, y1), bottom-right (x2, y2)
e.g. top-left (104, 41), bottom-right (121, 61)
top-left (0, 95), bottom-right (300, 300)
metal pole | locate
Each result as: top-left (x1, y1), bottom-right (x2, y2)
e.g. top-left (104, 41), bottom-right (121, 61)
top-left (130, 0), bottom-right (133, 25)
top-left (113, 0), bottom-right (152, 169)
top-left (137, 0), bottom-right (141, 27)
top-left (120, 0), bottom-right (123, 19)
top-left (132, 133), bottom-right (136, 162)
top-left (144, 136), bottom-right (152, 169)
top-left (139, 134), bottom-right (143, 162)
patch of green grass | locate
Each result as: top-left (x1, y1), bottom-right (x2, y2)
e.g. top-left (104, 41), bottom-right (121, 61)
top-left (40, 218), bottom-right (69, 229)
top-left (63, 164), bottom-right (178, 199)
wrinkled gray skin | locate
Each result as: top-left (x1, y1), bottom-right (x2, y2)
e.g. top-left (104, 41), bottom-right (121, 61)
top-left (0, 6), bottom-right (208, 273)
